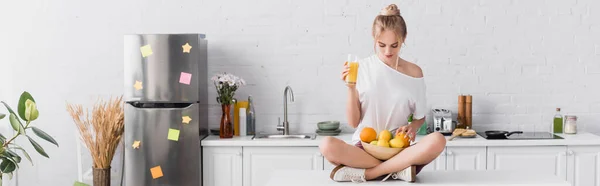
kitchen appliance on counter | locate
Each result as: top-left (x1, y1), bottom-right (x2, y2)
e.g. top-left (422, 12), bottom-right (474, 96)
top-left (477, 131), bottom-right (563, 140)
top-left (432, 108), bottom-right (455, 135)
top-left (124, 34), bottom-right (208, 186)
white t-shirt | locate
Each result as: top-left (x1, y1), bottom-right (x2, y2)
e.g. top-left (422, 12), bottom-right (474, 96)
top-left (351, 55), bottom-right (428, 144)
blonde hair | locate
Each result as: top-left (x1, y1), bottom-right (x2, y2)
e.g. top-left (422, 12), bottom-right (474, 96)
top-left (372, 4), bottom-right (407, 43)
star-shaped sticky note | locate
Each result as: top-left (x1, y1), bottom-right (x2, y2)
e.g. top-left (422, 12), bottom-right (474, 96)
top-left (132, 141), bottom-right (141, 149)
top-left (179, 72), bottom-right (192, 85)
top-left (133, 81), bottom-right (143, 90)
top-left (168, 128), bottom-right (180, 141)
top-left (182, 43), bottom-right (192, 53)
top-left (140, 44), bottom-right (153, 57)
top-left (182, 116), bottom-right (192, 124)
top-left (150, 166), bottom-right (164, 179)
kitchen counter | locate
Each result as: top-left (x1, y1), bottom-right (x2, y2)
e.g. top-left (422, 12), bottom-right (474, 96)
top-left (201, 132), bottom-right (600, 147)
top-left (264, 170), bottom-right (570, 186)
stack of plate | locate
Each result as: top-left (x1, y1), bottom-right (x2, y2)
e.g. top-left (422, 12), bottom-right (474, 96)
top-left (316, 121), bottom-right (341, 136)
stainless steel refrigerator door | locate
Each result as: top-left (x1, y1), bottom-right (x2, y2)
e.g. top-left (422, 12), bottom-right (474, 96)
top-left (125, 103), bottom-right (200, 186)
top-left (124, 34), bottom-right (206, 102)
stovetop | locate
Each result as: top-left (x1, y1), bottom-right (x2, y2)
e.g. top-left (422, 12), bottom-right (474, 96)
top-left (477, 132), bottom-right (564, 140)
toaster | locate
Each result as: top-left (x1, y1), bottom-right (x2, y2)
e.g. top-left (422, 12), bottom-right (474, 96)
top-left (432, 108), bottom-right (455, 135)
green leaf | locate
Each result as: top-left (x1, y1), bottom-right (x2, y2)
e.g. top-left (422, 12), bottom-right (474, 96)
top-left (10, 146), bottom-right (32, 166)
top-left (27, 136), bottom-right (48, 158)
top-left (9, 114), bottom-right (25, 135)
top-left (0, 159), bottom-right (16, 173)
top-left (0, 133), bottom-right (6, 144)
top-left (0, 113), bottom-right (5, 120)
top-left (5, 150), bottom-right (21, 164)
top-left (31, 127), bottom-right (58, 147)
top-left (25, 99), bottom-right (39, 121)
top-left (17, 91), bottom-right (35, 122)
top-left (1, 102), bottom-right (22, 127)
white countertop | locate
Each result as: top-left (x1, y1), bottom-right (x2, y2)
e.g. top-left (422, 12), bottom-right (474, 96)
top-left (201, 132), bottom-right (600, 147)
top-left (264, 170), bottom-right (570, 186)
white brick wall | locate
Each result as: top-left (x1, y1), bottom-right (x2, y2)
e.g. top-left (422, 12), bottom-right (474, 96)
top-left (0, 0), bottom-right (599, 185)
top-left (201, 0), bottom-right (600, 135)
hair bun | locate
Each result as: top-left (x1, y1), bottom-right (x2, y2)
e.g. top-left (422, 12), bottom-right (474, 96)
top-left (380, 4), bottom-right (400, 16)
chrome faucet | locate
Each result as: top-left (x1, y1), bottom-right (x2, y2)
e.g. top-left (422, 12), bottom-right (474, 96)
top-left (277, 86), bottom-right (294, 135)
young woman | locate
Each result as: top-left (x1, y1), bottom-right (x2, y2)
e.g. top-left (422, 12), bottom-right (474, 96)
top-left (319, 4), bottom-right (446, 183)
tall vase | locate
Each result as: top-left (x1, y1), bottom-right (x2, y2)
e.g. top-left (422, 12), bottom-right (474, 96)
top-left (220, 104), bottom-right (233, 138)
top-left (93, 167), bottom-right (110, 186)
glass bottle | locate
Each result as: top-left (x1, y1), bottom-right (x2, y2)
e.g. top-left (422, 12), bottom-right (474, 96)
top-left (553, 108), bottom-right (563, 133)
top-left (246, 95), bottom-right (256, 135)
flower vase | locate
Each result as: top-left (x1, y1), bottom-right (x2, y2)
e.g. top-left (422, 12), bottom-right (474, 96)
top-left (220, 104), bottom-right (233, 138)
top-left (93, 167), bottom-right (111, 186)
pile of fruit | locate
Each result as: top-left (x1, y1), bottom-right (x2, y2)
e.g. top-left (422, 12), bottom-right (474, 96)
top-left (360, 127), bottom-right (410, 148)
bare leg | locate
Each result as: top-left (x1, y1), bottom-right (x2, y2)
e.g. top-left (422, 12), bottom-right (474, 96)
top-left (319, 136), bottom-right (381, 169)
top-left (364, 132), bottom-right (446, 180)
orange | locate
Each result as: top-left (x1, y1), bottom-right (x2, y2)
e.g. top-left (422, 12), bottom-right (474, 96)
top-left (360, 127), bottom-right (377, 143)
top-left (395, 132), bottom-right (411, 148)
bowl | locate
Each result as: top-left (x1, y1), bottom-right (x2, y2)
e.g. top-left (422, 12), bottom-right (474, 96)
top-left (361, 141), bottom-right (406, 160)
top-left (317, 121), bottom-right (340, 130)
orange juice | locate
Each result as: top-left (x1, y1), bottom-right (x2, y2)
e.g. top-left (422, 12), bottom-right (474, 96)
top-left (346, 62), bottom-right (359, 84)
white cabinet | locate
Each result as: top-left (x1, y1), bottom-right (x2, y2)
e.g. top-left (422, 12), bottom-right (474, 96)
top-left (446, 146), bottom-right (486, 171)
top-left (243, 147), bottom-right (323, 186)
top-left (420, 148), bottom-right (447, 171)
top-left (487, 146), bottom-right (567, 180)
top-left (567, 145), bottom-right (600, 186)
top-left (202, 147), bottom-right (243, 186)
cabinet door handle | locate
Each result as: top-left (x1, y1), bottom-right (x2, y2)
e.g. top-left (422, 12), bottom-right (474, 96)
top-left (316, 152), bottom-right (322, 157)
top-left (237, 152), bottom-right (242, 157)
top-left (567, 151), bottom-right (574, 156)
top-left (447, 151), bottom-right (453, 156)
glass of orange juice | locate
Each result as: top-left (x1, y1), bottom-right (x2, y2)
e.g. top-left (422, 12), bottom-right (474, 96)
top-left (346, 55), bottom-right (359, 84)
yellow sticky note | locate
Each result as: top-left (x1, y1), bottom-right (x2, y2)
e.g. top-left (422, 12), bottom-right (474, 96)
top-left (150, 166), bottom-right (163, 179)
top-left (168, 128), bottom-right (180, 141)
top-left (133, 81), bottom-right (143, 90)
top-left (182, 43), bottom-right (192, 53)
top-left (182, 116), bottom-right (192, 124)
top-left (140, 44), bottom-right (153, 57)
top-left (132, 141), bottom-right (141, 149)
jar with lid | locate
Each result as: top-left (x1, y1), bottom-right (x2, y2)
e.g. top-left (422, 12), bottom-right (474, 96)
top-left (564, 115), bottom-right (577, 134)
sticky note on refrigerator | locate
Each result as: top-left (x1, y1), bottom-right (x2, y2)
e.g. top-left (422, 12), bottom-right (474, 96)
top-left (182, 116), bottom-right (192, 124)
top-left (133, 81), bottom-right (143, 90)
top-left (132, 140), bottom-right (141, 149)
top-left (140, 44), bottom-right (153, 57)
top-left (168, 128), bottom-right (180, 141)
top-left (182, 43), bottom-right (192, 53)
top-left (179, 72), bottom-right (192, 85)
top-left (150, 166), bottom-right (164, 179)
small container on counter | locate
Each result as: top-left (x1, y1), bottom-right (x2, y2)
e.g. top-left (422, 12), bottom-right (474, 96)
top-left (246, 95), bottom-right (256, 135)
top-left (240, 108), bottom-right (247, 136)
top-left (564, 115), bottom-right (577, 134)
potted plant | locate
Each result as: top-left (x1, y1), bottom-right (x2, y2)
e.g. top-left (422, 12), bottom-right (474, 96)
top-left (66, 96), bottom-right (124, 186)
top-left (211, 72), bottom-right (245, 138)
top-left (0, 91), bottom-right (59, 186)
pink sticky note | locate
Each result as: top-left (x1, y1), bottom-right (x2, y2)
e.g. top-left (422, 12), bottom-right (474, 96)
top-left (179, 72), bottom-right (192, 85)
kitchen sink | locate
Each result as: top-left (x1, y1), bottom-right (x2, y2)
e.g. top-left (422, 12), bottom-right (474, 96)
top-left (252, 134), bottom-right (316, 140)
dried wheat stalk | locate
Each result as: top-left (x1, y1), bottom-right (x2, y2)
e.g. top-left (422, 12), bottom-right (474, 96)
top-left (67, 96), bottom-right (124, 169)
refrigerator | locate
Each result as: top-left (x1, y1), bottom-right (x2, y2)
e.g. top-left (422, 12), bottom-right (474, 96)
top-left (123, 34), bottom-right (208, 186)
